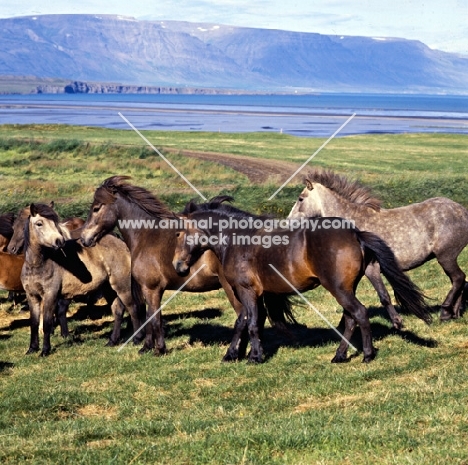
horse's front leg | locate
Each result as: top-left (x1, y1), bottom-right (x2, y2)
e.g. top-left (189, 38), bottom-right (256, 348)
top-left (56, 299), bottom-right (70, 338)
top-left (223, 309), bottom-right (249, 362)
top-left (218, 272), bottom-right (249, 361)
top-left (108, 297), bottom-right (125, 346)
top-left (26, 294), bottom-right (41, 355)
top-left (236, 288), bottom-right (264, 364)
top-left (141, 287), bottom-right (166, 356)
top-left (41, 293), bottom-right (59, 357)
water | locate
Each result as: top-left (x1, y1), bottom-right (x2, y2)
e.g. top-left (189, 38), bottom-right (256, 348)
top-left (0, 93), bottom-right (467, 137)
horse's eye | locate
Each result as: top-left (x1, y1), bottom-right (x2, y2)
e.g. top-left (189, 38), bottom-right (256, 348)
top-left (36, 221), bottom-right (43, 227)
top-left (176, 232), bottom-right (181, 238)
top-left (93, 205), bottom-right (101, 213)
top-left (299, 197), bottom-right (304, 202)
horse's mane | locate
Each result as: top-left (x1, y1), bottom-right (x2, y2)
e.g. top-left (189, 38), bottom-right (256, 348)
top-left (304, 168), bottom-right (382, 211)
top-left (97, 176), bottom-right (174, 218)
top-left (183, 196), bottom-right (271, 220)
top-left (0, 212), bottom-right (14, 239)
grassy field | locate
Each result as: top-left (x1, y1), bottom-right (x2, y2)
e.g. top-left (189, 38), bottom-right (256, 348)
top-left (0, 125), bottom-right (467, 464)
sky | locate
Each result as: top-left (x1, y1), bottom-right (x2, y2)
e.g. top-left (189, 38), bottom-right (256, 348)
top-left (1, 0), bottom-right (467, 55)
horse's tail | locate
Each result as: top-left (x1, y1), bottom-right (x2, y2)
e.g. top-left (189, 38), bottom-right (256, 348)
top-left (262, 292), bottom-right (298, 334)
top-left (357, 230), bottom-right (433, 325)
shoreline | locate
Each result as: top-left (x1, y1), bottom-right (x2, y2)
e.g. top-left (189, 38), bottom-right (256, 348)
top-left (0, 96), bottom-right (467, 138)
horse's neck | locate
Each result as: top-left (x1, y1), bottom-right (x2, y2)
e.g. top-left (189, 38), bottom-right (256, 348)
top-left (317, 185), bottom-right (374, 222)
top-left (116, 198), bottom-right (164, 252)
top-left (24, 231), bottom-right (48, 269)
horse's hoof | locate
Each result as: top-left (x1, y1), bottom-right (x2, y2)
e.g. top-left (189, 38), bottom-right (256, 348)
top-left (26, 347), bottom-right (39, 355)
top-left (331, 354), bottom-right (348, 363)
top-left (138, 345), bottom-right (152, 355)
top-left (222, 352), bottom-right (239, 362)
top-left (247, 354), bottom-right (264, 364)
top-left (362, 348), bottom-right (378, 363)
top-left (40, 350), bottom-right (51, 357)
top-left (392, 318), bottom-right (404, 331)
top-left (106, 340), bottom-right (117, 347)
top-left (153, 348), bottom-right (167, 357)
top-left (440, 308), bottom-right (453, 321)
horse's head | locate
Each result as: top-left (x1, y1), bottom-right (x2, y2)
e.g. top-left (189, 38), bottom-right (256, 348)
top-left (26, 203), bottom-right (70, 250)
top-left (287, 179), bottom-right (322, 218)
top-left (81, 183), bottom-right (120, 247)
top-left (7, 206), bottom-right (31, 254)
top-left (172, 214), bottom-right (209, 276)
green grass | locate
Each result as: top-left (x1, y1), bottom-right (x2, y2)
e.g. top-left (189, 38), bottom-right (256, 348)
top-left (0, 125), bottom-right (468, 464)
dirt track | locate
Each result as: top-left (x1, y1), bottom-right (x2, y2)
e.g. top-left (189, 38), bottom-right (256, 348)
top-left (165, 148), bottom-right (303, 185)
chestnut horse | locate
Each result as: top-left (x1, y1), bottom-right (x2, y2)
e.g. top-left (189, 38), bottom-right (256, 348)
top-left (0, 212), bottom-right (24, 303)
top-left (172, 201), bottom-right (432, 363)
top-left (80, 176), bottom-right (295, 359)
top-left (21, 203), bottom-right (143, 356)
top-left (288, 168), bottom-right (468, 324)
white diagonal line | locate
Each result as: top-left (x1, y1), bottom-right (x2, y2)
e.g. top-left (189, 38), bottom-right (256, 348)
top-left (118, 264), bottom-right (207, 351)
top-left (268, 113), bottom-right (356, 200)
top-left (118, 112), bottom-right (207, 201)
top-left (268, 264), bottom-right (358, 352)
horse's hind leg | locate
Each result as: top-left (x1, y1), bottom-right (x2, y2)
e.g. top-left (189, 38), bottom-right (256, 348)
top-left (437, 255), bottom-right (466, 320)
top-left (331, 312), bottom-right (356, 363)
top-left (329, 290), bottom-right (376, 363)
top-left (108, 297), bottom-right (125, 346)
top-left (365, 263), bottom-right (403, 330)
top-left (55, 299), bottom-right (70, 338)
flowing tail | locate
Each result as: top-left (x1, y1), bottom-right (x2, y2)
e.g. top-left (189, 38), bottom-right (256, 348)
top-left (262, 292), bottom-right (298, 334)
top-left (357, 231), bottom-right (433, 325)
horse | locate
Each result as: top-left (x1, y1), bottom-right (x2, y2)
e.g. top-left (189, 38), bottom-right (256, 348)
top-left (0, 212), bottom-right (24, 305)
top-left (80, 176), bottom-right (295, 359)
top-left (8, 203), bottom-right (84, 254)
top-left (21, 202), bottom-right (144, 356)
top-left (0, 212), bottom-right (15, 251)
top-left (288, 168), bottom-right (468, 324)
top-left (172, 201), bottom-right (432, 363)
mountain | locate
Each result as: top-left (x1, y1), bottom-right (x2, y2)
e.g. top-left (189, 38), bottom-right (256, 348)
top-left (1, 14), bottom-right (468, 93)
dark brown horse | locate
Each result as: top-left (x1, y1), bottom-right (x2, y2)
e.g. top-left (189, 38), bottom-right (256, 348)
top-left (288, 168), bottom-right (468, 324)
top-left (21, 203), bottom-right (143, 356)
top-left (172, 201), bottom-right (432, 363)
top-left (0, 212), bottom-right (15, 251)
top-left (80, 176), bottom-right (295, 358)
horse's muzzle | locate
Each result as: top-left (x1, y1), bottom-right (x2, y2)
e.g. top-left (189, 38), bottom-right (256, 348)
top-left (81, 235), bottom-right (97, 247)
top-left (173, 259), bottom-right (190, 276)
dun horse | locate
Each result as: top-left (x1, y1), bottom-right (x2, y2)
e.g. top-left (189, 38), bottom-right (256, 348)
top-left (288, 169), bottom-right (468, 325)
top-left (81, 176), bottom-right (295, 359)
top-left (172, 201), bottom-right (432, 363)
top-left (8, 203), bottom-right (83, 254)
top-left (21, 203), bottom-right (143, 356)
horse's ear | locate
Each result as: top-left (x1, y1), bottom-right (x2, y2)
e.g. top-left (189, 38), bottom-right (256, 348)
top-left (30, 203), bottom-right (37, 217)
top-left (49, 201), bottom-right (55, 209)
top-left (305, 179), bottom-right (314, 190)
